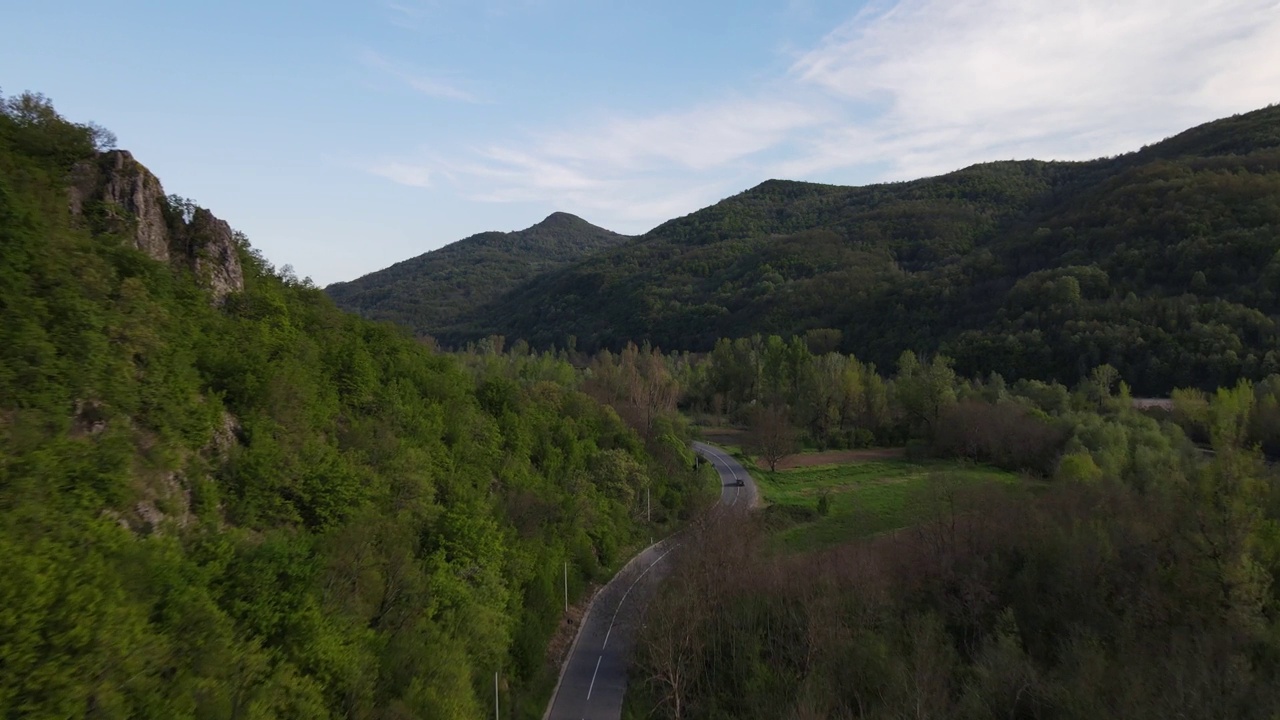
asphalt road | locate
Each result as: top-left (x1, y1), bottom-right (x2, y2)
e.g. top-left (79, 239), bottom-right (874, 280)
top-left (543, 442), bottom-right (756, 720)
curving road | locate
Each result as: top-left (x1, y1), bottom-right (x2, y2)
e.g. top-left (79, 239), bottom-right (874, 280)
top-left (543, 442), bottom-right (756, 720)
top-left (693, 441), bottom-right (759, 514)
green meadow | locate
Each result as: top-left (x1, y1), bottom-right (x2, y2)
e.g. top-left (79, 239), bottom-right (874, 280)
top-left (747, 456), bottom-right (1025, 551)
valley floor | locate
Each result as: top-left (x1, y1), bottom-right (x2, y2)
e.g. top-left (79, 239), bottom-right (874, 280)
top-left (745, 451), bottom-right (1025, 551)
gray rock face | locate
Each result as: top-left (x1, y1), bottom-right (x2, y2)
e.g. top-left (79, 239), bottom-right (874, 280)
top-left (179, 208), bottom-right (245, 300)
top-left (68, 149), bottom-right (244, 300)
top-left (69, 150), bottom-right (170, 261)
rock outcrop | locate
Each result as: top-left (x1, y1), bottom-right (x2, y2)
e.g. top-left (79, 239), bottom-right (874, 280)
top-left (68, 149), bottom-right (244, 300)
top-left (180, 208), bottom-right (245, 300)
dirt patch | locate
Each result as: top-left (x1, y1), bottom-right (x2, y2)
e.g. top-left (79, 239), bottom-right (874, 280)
top-left (774, 447), bottom-right (906, 470)
top-left (698, 426), bottom-right (745, 446)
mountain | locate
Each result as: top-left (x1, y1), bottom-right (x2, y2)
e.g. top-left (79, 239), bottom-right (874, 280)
top-left (326, 211), bottom-right (630, 338)
top-left (444, 105), bottom-right (1280, 394)
top-left (0, 92), bottom-right (700, 717)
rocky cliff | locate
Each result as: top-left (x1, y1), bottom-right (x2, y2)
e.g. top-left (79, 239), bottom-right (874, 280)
top-left (68, 149), bottom-right (244, 299)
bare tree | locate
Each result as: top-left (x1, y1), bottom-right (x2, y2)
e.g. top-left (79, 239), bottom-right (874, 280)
top-left (638, 573), bottom-right (706, 719)
top-left (745, 404), bottom-right (798, 472)
top-left (584, 342), bottom-right (679, 438)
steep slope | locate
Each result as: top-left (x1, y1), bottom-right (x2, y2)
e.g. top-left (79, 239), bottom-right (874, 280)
top-left (0, 92), bottom-right (701, 717)
top-left (454, 105), bottom-right (1280, 393)
top-left (326, 211), bottom-right (630, 338)
top-left (66, 148), bottom-right (245, 299)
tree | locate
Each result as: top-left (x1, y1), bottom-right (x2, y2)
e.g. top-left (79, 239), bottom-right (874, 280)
top-left (798, 352), bottom-right (848, 448)
top-left (1082, 363), bottom-right (1121, 411)
top-left (745, 404), bottom-right (798, 472)
top-left (584, 342), bottom-right (680, 438)
top-left (894, 351), bottom-right (957, 438)
top-left (1, 90), bottom-right (103, 164)
top-left (803, 328), bottom-right (843, 356)
top-left (638, 575), bottom-right (706, 720)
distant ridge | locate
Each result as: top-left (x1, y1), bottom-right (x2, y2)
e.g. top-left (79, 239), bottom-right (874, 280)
top-left (442, 104), bottom-right (1280, 394)
top-left (326, 212), bottom-right (630, 338)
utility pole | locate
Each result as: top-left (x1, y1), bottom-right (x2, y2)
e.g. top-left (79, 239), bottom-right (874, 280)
top-left (646, 486), bottom-right (651, 523)
top-left (494, 671), bottom-right (499, 720)
top-left (563, 561), bottom-right (568, 612)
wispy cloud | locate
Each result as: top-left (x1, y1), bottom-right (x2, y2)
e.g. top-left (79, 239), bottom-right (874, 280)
top-left (380, 1), bottom-right (436, 30)
top-left (783, 0), bottom-right (1280, 178)
top-left (415, 96), bottom-right (825, 228)
top-left (367, 161), bottom-right (433, 188)
top-left (370, 0), bottom-right (1280, 231)
top-left (379, 0), bottom-right (550, 26)
top-left (536, 98), bottom-right (829, 173)
top-left (360, 50), bottom-right (479, 103)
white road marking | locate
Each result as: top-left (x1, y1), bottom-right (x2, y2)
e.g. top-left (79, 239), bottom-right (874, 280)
top-left (697, 443), bottom-right (745, 509)
top-left (586, 655), bottom-right (603, 700)
top-left (601, 444), bottom-right (740, 651)
top-left (604, 544), bottom-right (678, 649)
top-left (553, 443), bottom-right (748, 720)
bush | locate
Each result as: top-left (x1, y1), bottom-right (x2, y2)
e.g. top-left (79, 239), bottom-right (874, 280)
top-left (759, 504), bottom-right (819, 532)
top-left (932, 399), bottom-right (1068, 474)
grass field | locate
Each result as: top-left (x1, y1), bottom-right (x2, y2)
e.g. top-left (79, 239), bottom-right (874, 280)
top-left (746, 456), bottom-right (1024, 551)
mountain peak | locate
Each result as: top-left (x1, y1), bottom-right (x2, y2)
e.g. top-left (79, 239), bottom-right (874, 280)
top-left (529, 211), bottom-right (594, 232)
top-left (326, 209), bottom-right (630, 338)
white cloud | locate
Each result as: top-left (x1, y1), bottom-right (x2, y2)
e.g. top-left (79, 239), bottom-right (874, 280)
top-left (422, 97), bottom-right (826, 230)
top-left (360, 50), bottom-right (479, 103)
top-left (383, 2), bottom-right (429, 20)
top-left (467, 147), bottom-right (603, 192)
top-left (368, 161), bottom-right (432, 188)
top-left (380, 1), bottom-right (445, 30)
top-left (371, 0), bottom-right (1280, 232)
top-left (785, 0), bottom-right (1280, 178)
top-left (537, 98), bottom-right (829, 172)
top-left (441, 138), bottom-right (741, 229)
top-left (380, 0), bottom-right (553, 26)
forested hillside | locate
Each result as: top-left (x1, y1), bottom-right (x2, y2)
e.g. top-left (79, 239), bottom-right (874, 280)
top-left (326, 212), bottom-right (630, 338)
top-left (0, 92), bottom-right (703, 718)
top-left (439, 105), bottom-right (1280, 395)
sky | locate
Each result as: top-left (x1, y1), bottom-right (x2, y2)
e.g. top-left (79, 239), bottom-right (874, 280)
top-left (3, 0), bottom-right (1279, 286)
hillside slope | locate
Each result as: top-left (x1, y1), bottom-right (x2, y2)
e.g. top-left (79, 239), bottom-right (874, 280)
top-left (0, 92), bottom-right (700, 718)
top-left (448, 105), bottom-right (1280, 394)
top-left (326, 211), bottom-right (630, 338)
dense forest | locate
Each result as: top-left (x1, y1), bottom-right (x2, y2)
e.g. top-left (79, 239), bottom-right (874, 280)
top-left (338, 104), bottom-right (1280, 395)
top-left (627, 338), bottom-right (1280, 719)
top-left (0, 92), bottom-right (707, 718)
top-left (326, 212), bottom-right (630, 339)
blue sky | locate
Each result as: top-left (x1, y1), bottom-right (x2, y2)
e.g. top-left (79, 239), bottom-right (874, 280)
top-left (3, 0), bottom-right (1279, 285)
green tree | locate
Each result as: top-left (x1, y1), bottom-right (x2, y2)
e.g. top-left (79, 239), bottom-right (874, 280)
top-left (894, 351), bottom-right (957, 438)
